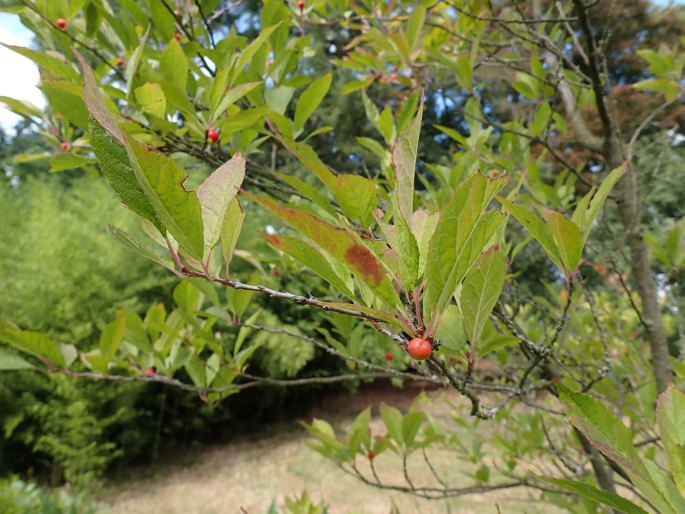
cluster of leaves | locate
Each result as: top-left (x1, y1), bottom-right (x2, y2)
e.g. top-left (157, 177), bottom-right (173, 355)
top-left (1, 0), bottom-right (685, 510)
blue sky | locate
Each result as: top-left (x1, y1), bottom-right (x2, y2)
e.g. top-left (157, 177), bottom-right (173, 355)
top-left (0, 2), bottom-right (683, 131)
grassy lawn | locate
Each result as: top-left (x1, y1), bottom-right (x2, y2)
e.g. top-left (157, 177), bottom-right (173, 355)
top-left (99, 388), bottom-right (565, 514)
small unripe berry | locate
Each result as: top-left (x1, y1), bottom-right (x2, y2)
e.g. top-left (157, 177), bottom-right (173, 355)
top-left (175, 33), bottom-right (181, 41)
top-left (297, 0), bottom-right (305, 9)
top-left (407, 337), bottom-right (432, 361)
top-left (60, 142), bottom-right (70, 151)
top-left (385, 352), bottom-right (394, 361)
top-left (56, 18), bottom-right (67, 30)
top-left (367, 450), bottom-right (375, 459)
top-left (207, 129), bottom-right (219, 143)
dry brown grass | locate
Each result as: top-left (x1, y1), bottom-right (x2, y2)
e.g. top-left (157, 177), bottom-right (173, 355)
top-left (98, 386), bottom-right (564, 514)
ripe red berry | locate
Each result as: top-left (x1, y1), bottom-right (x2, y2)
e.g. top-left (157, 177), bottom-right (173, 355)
top-left (56, 18), bottom-right (67, 30)
top-left (60, 142), bottom-right (70, 151)
top-left (367, 450), bottom-right (375, 459)
top-left (207, 129), bottom-right (219, 143)
top-left (297, 0), bottom-right (305, 9)
top-left (116, 57), bottom-right (124, 67)
top-left (385, 352), bottom-right (394, 361)
top-left (175, 33), bottom-right (181, 41)
top-left (389, 73), bottom-right (397, 81)
top-left (145, 367), bottom-right (155, 375)
top-left (407, 337), bottom-right (432, 361)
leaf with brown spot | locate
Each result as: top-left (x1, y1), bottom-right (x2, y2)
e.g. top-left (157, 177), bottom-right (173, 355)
top-left (245, 192), bottom-right (398, 306)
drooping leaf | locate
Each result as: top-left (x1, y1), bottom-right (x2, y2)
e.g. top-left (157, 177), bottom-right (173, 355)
top-left (460, 248), bottom-right (506, 346)
top-left (197, 153), bottom-right (246, 256)
top-left (547, 212), bottom-right (583, 276)
top-left (0, 323), bottom-right (64, 367)
top-left (75, 50), bottom-right (125, 144)
top-left (541, 478), bottom-right (650, 514)
top-left (125, 136), bottom-right (205, 260)
top-left (247, 192), bottom-right (398, 306)
top-left (559, 384), bottom-right (673, 513)
top-left (0, 348), bottom-right (34, 371)
top-left (220, 197), bottom-right (245, 271)
top-left (262, 233), bottom-right (355, 299)
top-left (90, 117), bottom-right (165, 232)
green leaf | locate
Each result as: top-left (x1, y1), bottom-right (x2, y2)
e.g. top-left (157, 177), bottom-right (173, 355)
top-left (435, 305), bottom-right (467, 351)
top-left (42, 81), bottom-right (89, 130)
top-left (213, 82), bottom-right (262, 121)
top-left (657, 387), bottom-right (685, 498)
top-left (99, 314), bottom-right (126, 361)
top-left (197, 153), bottom-right (246, 256)
top-left (460, 248), bottom-right (506, 346)
top-left (0, 348), bottom-right (34, 371)
top-left (125, 136), bottom-right (205, 260)
top-left (573, 165), bottom-right (626, 243)
top-left (380, 403), bottom-right (404, 446)
top-left (294, 72), bottom-right (332, 129)
top-left (75, 50), bottom-right (125, 145)
top-left (49, 153), bottom-right (97, 173)
top-left (0, 324), bottom-right (64, 367)
top-left (633, 78), bottom-right (680, 102)
top-left (160, 38), bottom-right (188, 92)
top-left (506, 201), bottom-right (561, 271)
top-left (425, 173), bottom-right (508, 322)
top-left (246, 192), bottom-right (398, 306)
top-left (512, 72), bottom-right (539, 100)
top-left (262, 233), bottom-right (355, 299)
top-left (402, 411), bottom-right (426, 447)
top-left (220, 198), bottom-right (245, 270)
top-left (173, 281), bottom-right (204, 313)
top-left (185, 353), bottom-right (206, 387)
top-left (2, 44), bottom-right (79, 82)
top-left (558, 384), bottom-right (672, 512)
top-left (547, 212), bottom-right (583, 275)
top-left (231, 22), bottom-right (283, 86)
top-left (90, 117), bottom-right (164, 232)
top-left (331, 174), bottom-right (378, 227)
top-left (105, 224), bottom-right (174, 270)
top-left (406, 6), bottom-right (426, 51)
top-left (281, 136), bottom-right (378, 225)
top-left (541, 478), bottom-right (650, 514)
top-left (392, 97), bottom-right (423, 225)
top-left (135, 82), bottom-right (167, 118)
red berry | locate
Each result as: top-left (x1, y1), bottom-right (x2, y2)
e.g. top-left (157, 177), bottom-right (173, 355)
top-left (297, 0), bottom-right (305, 9)
top-left (267, 59), bottom-right (274, 66)
top-left (56, 18), bottom-right (67, 30)
top-left (407, 337), bottom-right (432, 361)
top-left (207, 129), bottom-right (219, 143)
top-left (389, 73), bottom-right (397, 81)
top-left (175, 33), bottom-right (181, 41)
top-left (367, 450), bottom-right (375, 459)
top-left (60, 142), bottom-right (70, 151)
top-left (385, 352), bottom-right (394, 361)
top-left (116, 57), bottom-right (124, 67)
top-left (145, 367), bottom-right (155, 375)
